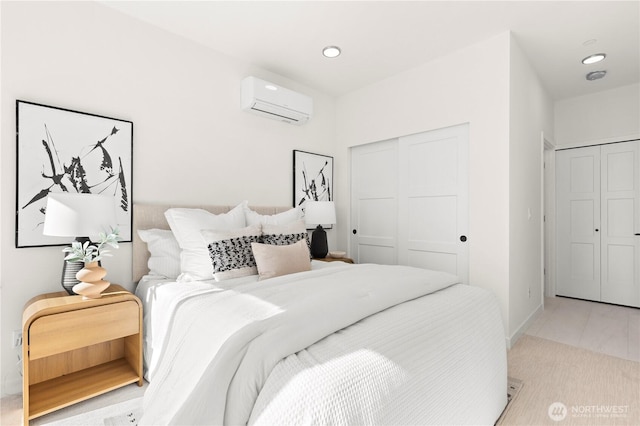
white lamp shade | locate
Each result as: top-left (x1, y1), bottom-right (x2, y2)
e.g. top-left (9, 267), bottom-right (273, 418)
top-left (304, 201), bottom-right (336, 225)
top-left (43, 192), bottom-right (117, 238)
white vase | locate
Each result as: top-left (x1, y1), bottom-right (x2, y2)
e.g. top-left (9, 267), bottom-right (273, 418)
top-left (73, 261), bottom-right (110, 299)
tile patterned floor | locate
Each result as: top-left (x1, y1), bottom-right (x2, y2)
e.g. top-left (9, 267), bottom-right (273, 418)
top-left (525, 296), bottom-right (640, 362)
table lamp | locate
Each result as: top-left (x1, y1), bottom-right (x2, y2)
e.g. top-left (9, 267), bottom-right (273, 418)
top-left (304, 201), bottom-right (336, 258)
top-left (43, 192), bottom-right (117, 294)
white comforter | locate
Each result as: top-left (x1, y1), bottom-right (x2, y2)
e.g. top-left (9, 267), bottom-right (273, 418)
top-left (140, 263), bottom-right (506, 425)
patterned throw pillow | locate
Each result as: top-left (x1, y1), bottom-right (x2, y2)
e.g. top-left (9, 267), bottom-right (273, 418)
top-left (207, 235), bottom-right (261, 281)
top-left (261, 219), bottom-right (312, 258)
top-left (202, 224), bottom-right (262, 281)
top-left (262, 232), bottom-right (311, 251)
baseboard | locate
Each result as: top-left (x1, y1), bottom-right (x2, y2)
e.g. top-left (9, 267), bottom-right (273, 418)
top-left (1, 376), bottom-right (22, 398)
top-left (506, 303), bottom-right (543, 349)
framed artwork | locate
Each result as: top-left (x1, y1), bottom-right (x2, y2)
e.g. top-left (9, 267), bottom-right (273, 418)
top-left (293, 150), bottom-right (333, 228)
top-left (16, 100), bottom-right (133, 248)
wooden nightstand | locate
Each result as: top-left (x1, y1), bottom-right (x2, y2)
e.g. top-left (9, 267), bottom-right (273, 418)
top-left (313, 257), bottom-right (355, 264)
top-left (22, 284), bottom-right (143, 424)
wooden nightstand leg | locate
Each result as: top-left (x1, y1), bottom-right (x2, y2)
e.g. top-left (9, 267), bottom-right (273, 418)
top-left (23, 323), bottom-right (30, 425)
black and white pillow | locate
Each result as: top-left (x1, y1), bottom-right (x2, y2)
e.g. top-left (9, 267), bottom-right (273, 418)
top-left (202, 225), bottom-right (262, 281)
top-left (261, 220), bottom-right (311, 258)
top-left (262, 232), bottom-right (311, 251)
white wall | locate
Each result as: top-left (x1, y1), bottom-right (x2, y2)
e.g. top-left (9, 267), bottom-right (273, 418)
top-left (0, 1), bottom-right (336, 396)
top-left (336, 33), bottom-right (512, 334)
top-left (508, 35), bottom-right (554, 343)
top-left (554, 83), bottom-right (640, 147)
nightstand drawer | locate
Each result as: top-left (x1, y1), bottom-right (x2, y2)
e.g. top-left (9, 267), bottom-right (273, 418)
top-left (29, 301), bottom-right (139, 360)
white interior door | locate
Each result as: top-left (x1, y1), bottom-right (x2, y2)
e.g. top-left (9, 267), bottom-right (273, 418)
top-left (556, 146), bottom-right (601, 301)
top-left (600, 141), bottom-right (639, 307)
top-left (397, 124), bottom-right (469, 283)
top-left (350, 139), bottom-right (398, 264)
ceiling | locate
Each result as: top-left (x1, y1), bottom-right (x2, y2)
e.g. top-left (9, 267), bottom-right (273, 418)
top-left (103, 1), bottom-right (639, 100)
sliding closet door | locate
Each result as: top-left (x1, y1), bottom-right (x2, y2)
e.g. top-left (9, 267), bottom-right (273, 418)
top-left (350, 125), bottom-right (469, 281)
top-left (556, 146), bottom-right (601, 301)
top-left (600, 141), bottom-right (639, 307)
top-left (398, 124), bottom-right (469, 283)
top-left (350, 139), bottom-right (398, 264)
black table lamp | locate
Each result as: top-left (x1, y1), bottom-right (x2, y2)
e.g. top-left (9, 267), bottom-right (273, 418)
top-left (305, 201), bottom-right (336, 258)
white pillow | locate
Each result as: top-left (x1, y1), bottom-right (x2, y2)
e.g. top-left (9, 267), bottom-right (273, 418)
top-left (261, 219), bottom-right (306, 235)
top-left (165, 201), bottom-right (248, 281)
top-left (251, 239), bottom-right (311, 280)
top-left (201, 225), bottom-right (262, 281)
top-left (245, 206), bottom-right (302, 226)
top-left (137, 229), bottom-right (181, 279)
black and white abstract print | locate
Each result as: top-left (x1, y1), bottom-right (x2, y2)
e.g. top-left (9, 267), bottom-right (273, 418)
top-left (293, 150), bottom-right (334, 230)
top-left (293, 150), bottom-right (333, 207)
top-left (16, 101), bottom-right (133, 247)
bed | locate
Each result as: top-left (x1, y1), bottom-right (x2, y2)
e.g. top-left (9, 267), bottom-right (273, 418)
top-left (132, 201), bottom-right (508, 425)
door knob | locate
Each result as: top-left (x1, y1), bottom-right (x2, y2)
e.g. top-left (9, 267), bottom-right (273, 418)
top-left (460, 235), bottom-right (467, 242)
top-left (635, 233), bottom-right (640, 236)
top-left (352, 229), bottom-right (357, 235)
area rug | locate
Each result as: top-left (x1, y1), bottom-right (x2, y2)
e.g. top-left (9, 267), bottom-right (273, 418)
top-left (103, 402), bottom-right (142, 426)
top-left (502, 334), bottom-right (640, 425)
top-left (105, 380), bottom-right (524, 425)
top-left (496, 377), bottom-right (524, 425)
top-left (40, 335), bottom-right (639, 426)
top-left (41, 397), bottom-right (142, 426)
top-left (43, 379), bottom-right (522, 426)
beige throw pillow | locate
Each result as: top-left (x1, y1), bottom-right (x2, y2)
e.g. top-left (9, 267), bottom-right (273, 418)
top-left (251, 239), bottom-right (311, 280)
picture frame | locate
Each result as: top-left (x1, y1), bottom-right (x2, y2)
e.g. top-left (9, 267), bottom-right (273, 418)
top-left (292, 150), bottom-right (333, 229)
top-left (16, 100), bottom-right (133, 248)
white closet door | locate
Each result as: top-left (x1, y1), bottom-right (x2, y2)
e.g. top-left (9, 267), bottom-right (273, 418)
top-left (601, 141), bottom-right (639, 307)
top-left (398, 124), bottom-right (469, 283)
top-left (350, 139), bottom-right (398, 264)
top-left (556, 146), bottom-right (601, 301)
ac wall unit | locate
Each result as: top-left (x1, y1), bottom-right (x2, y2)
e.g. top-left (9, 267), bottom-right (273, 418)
top-left (241, 76), bottom-right (312, 125)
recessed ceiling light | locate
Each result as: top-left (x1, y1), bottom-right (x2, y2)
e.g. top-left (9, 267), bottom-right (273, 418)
top-left (265, 84), bottom-right (278, 91)
top-left (582, 53), bottom-right (606, 65)
top-left (586, 70), bottom-right (607, 81)
top-left (322, 46), bottom-right (341, 58)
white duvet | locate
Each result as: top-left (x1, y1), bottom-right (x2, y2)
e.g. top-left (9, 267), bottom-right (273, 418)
top-left (139, 263), bottom-right (507, 425)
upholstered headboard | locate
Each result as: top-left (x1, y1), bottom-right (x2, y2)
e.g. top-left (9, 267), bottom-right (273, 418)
top-left (132, 203), bottom-right (293, 283)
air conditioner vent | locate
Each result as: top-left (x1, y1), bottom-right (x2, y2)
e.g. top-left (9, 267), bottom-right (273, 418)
top-left (241, 77), bottom-right (312, 125)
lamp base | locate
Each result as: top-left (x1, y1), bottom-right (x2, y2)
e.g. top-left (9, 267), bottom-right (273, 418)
top-left (61, 260), bottom-right (83, 295)
top-left (60, 236), bottom-right (91, 295)
top-left (310, 225), bottom-right (329, 258)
